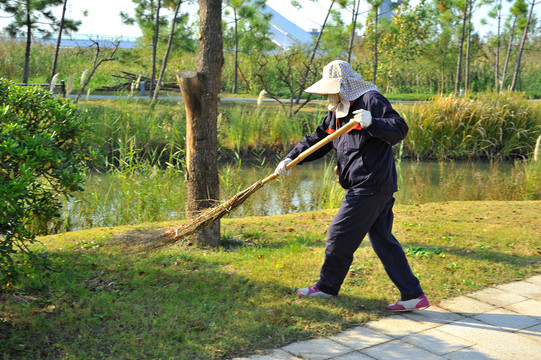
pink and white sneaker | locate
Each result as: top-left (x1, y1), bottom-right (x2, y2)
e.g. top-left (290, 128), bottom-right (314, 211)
top-left (387, 294), bottom-right (430, 311)
top-left (296, 285), bottom-right (337, 298)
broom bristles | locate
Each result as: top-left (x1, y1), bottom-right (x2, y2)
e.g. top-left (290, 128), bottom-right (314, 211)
top-left (144, 179), bottom-right (266, 250)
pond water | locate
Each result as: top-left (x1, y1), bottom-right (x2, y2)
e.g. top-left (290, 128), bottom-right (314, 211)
top-left (62, 159), bottom-right (516, 231)
top-left (229, 159), bottom-right (515, 215)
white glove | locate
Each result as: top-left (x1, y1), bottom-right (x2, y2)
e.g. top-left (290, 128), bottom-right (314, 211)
top-left (275, 158), bottom-right (292, 176)
top-left (353, 109), bottom-right (372, 128)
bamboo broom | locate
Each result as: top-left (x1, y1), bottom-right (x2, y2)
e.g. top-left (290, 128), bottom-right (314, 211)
top-left (147, 118), bottom-right (361, 250)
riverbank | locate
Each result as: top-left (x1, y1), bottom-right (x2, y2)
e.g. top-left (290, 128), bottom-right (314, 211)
top-left (1, 201), bottom-right (540, 359)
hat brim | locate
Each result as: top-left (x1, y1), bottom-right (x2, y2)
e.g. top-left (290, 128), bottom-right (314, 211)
top-left (305, 78), bottom-right (341, 94)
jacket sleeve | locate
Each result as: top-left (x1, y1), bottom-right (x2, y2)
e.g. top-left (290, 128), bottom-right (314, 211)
top-left (365, 93), bottom-right (408, 146)
top-left (285, 114), bottom-right (333, 163)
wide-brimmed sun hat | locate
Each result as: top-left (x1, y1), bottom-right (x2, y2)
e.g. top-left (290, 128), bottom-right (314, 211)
top-left (305, 60), bottom-right (378, 101)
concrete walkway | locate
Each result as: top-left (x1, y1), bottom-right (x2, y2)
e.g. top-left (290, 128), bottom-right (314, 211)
top-left (232, 275), bottom-right (541, 360)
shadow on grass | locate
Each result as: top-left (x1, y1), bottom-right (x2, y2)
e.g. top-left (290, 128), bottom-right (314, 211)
top-left (1, 244), bottom-right (388, 360)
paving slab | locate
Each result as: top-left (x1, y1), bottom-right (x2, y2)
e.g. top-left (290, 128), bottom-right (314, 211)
top-left (328, 325), bottom-right (392, 350)
top-left (526, 275), bottom-right (541, 286)
top-left (401, 328), bottom-right (475, 355)
top-left (361, 339), bottom-right (446, 360)
top-left (495, 281), bottom-right (541, 299)
top-left (472, 307), bottom-right (540, 331)
top-left (331, 352), bottom-right (375, 360)
top-left (281, 338), bottom-right (351, 360)
top-left (231, 349), bottom-right (302, 360)
top-left (514, 324), bottom-right (541, 343)
top-left (438, 295), bottom-right (497, 314)
top-left (400, 305), bottom-right (464, 325)
top-left (467, 286), bottom-right (528, 307)
top-left (438, 317), bottom-right (541, 358)
top-left (231, 276), bottom-right (541, 360)
top-left (365, 314), bottom-right (436, 338)
top-left (443, 344), bottom-right (516, 360)
top-left (504, 299), bottom-right (541, 319)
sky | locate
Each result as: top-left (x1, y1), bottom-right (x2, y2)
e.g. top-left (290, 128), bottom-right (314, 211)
top-left (0, 0), bottom-right (539, 40)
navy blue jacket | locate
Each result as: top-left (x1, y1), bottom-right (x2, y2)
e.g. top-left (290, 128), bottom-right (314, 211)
top-left (286, 91), bottom-right (408, 194)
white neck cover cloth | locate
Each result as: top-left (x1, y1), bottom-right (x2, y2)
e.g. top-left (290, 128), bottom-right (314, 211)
top-left (305, 60), bottom-right (379, 118)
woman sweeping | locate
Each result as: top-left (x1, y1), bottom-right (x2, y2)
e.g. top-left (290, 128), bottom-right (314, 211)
top-left (275, 60), bottom-right (429, 312)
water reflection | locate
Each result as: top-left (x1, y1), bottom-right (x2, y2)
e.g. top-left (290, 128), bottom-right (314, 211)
top-left (219, 159), bottom-right (515, 217)
top-left (64, 159), bottom-right (516, 231)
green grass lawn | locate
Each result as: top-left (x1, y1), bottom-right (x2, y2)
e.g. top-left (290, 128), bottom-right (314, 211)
top-left (1, 201), bottom-right (540, 359)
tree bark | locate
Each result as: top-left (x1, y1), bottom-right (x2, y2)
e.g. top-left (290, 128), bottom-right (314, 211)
top-left (294, 0), bottom-right (335, 104)
top-left (372, 5), bottom-right (379, 84)
top-left (465, 0), bottom-right (472, 94)
top-left (23, 0), bottom-right (31, 84)
top-left (500, 16), bottom-right (516, 91)
top-left (74, 41), bottom-right (119, 103)
top-left (347, 0), bottom-right (361, 63)
top-left (511, 0), bottom-right (535, 91)
top-left (150, 0), bottom-right (161, 98)
top-left (152, 0), bottom-right (182, 102)
top-left (50, 0), bottom-right (67, 84)
top-left (233, 8), bottom-right (239, 94)
top-left (178, 0), bottom-right (223, 247)
top-left (494, 0), bottom-right (502, 90)
top-left (454, 0), bottom-right (468, 96)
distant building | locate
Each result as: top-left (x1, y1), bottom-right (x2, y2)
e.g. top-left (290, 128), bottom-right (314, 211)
top-left (263, 0), bottom-right (397, 50)
top-left (262, 4), bottom-right (315, 50)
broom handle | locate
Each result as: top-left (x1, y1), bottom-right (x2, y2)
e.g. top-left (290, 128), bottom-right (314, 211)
top-left (261, 118), bottom-right (360, 185)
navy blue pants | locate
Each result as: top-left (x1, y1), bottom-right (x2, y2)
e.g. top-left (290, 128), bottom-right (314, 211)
top-left (316, 192), bottom-right (423, 300)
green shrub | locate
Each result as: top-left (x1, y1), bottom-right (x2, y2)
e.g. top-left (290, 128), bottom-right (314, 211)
top-left (0, 80), bottom-right (95, 287)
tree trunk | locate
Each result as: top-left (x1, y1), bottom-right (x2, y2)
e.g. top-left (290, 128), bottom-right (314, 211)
top-left (50, 0), bottom-right (68, 84)
top-left (152, 0), bottom-right (182, 102)
top-left (178, 0), bottom-right (223, 247)
top-left (74, 41), bottom-right (119, 103)
top-left (347, 0), bottom-right (361, 63)
top-left (150, 0), bottom-right (161, 98)
top-left (511, 0), bottom-right (535, 91)
top-left (233, 9), bottom-right (239, 94)
top-left (23, 0), bottom-right (31, 84)
top-left (465, 0), bottom-right (472, 93)
top-left (373, 6), bottom-right (379, 84)
top-left (500, 16), bottom-right (517, 91)
top-left (454, 0), bottom-right (468, 96)
top-left (440, 42), bottom-right (447, 95)
top-left (294, 0), bottom-right (335, 104)
top-left (494, 1), bottom-right (502, 90)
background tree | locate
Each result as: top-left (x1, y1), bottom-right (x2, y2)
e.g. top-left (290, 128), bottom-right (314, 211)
top-left (223, 0), bottom-right (272, 94)
top-left (319, 10), bottom-right (351, 59)
top-left (121, 0), bottom-right (165, 98)
top-left (74, 40), bottom-right (120, 103)
top-left (0, 0), bottom-right (79, 83)
top-left (510, 0), bottom-right (537, 90)
top-left (430, 0), bottom-right (460, 94)
top-left (347, 0), bottom-right (362, 62)
top-left (294, 0), bottom-right (339, 104)
top-left (482, 0), bottom-right (508, 89)
top-left (464, 0), bottom-right (473, 93)
top-left (255, 49), bottom-right (323, 117)
top-left (152, 0), bottom-right (185, 102)
top-left (49, 0), bottom-right (81, 83)
top-left (365, 0), bottom-right (385, 84)
top-left (455, 0), bottom-right (469, 95)
top-left (377, 1), bottom-right (430, 93)
top-left (500, 0), bottom-right (529, 90)
top-left (177, 0), bottom-right (223, 247)
top-left (151, 0), bottom-right (162, 98)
